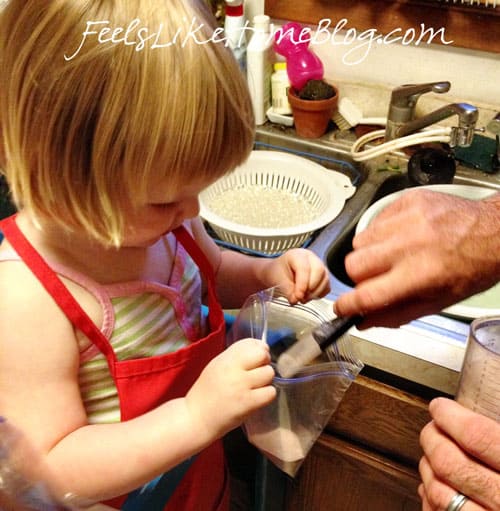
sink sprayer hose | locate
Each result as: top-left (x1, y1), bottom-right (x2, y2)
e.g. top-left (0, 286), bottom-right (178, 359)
top-left (350, 127), bottom-right (453, 162)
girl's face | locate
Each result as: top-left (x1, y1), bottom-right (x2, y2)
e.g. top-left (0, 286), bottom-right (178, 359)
top-left (121, 176), bottom-right (215, 247)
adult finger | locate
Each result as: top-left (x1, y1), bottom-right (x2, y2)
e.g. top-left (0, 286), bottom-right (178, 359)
top-left (336, 298), bottom-right (449, 330)
top-left (418, 483), bottom-right (435, 511)
top-left (429, 398), bottom-right (500, 471)
top-left (419, 456), bottom-right (486, 511)
top-left (420, 420), bottom-right (500, 510)
top-left (335, 259), bottom-right (436, 317)
top-left (343, 242), bottom-right (395, 283)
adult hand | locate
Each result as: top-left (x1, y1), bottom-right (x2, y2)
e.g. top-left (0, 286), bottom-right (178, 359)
top-left (419, 397), bottom-right (500, 511)
top-left (334, 189), bottom-right (500, 328)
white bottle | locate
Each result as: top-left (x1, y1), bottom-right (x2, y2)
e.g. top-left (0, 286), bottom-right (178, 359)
top-left (246, 14), bottom-right (273, 125)
top-left (271, 62), bottom-right (292, 115)
top-left (224, 0), bottom-right (247, 72)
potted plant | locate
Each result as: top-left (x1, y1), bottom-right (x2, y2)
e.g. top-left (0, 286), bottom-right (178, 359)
top-left (288, 79), bottom-right (339, 138)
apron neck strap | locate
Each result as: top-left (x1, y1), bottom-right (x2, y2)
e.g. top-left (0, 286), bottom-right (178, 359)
top-left (0, 214), bottom-right (117, 364)
top-left (172, 225), bottom-right (222, 331)
top-left (0, 216), bottom-right (223, 361)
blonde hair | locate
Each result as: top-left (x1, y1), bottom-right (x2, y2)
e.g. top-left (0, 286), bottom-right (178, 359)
top-left (0, 0), bottom-right (255, 245)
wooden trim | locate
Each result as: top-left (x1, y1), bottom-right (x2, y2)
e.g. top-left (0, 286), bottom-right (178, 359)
top-left (265, 0), bottom-right (500, 53)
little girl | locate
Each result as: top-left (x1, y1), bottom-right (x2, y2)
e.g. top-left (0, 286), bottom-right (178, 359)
top-left (0, 1), bottom-right (330, 510)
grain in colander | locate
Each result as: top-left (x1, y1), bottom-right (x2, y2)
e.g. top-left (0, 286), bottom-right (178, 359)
top-left (207, 185), bottom-right (317, 228)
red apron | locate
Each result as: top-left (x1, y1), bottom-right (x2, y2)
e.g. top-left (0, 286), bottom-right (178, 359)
top-left (0, 215), bottom-right (229, 511)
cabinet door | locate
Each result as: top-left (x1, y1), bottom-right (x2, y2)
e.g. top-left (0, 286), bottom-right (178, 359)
top-left (286, 434), bottom-right (421, 511)
top-left (327, 375), bottom-right (431, 466)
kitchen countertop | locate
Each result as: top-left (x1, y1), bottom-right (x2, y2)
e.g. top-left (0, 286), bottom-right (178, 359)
top-left (323, 297), bottom-right (469, 396)
top-left (297, 294), bottom-right (469, 397)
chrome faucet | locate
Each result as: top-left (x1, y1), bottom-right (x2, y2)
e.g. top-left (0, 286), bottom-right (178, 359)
top-left (385, 81), bottom-right (479, 147)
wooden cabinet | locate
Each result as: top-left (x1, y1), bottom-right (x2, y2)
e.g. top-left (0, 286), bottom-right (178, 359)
top-left (228, 372), bottom-right (441, 510)
top-left (285, 436), bottom-right (421, 511)
top-left (283, 374), bottom-right (434, 510)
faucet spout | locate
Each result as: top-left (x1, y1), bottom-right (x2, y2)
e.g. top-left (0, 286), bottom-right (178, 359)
top-left (385, 81), bottom-right (478, 147)
top-left (397, 102), bottom-right (478, 140)
top-left (385, 81), bottom-right (450, 141)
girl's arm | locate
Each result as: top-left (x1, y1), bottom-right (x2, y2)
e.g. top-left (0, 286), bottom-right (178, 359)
top-left (0, 262), bottom-right (275, 503)
top-left (190, 217), bottom-right (330, 308)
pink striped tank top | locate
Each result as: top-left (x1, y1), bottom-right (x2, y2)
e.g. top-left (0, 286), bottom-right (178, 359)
top-left (0, 229), bottom-right (206, 424)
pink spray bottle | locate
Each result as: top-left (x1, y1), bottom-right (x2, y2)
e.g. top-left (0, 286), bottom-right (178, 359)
top-left (273, 22), bottom-right (324, 91)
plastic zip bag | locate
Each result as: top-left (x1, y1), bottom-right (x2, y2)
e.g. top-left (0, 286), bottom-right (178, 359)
top-left (228, 288), bottom-right (363, 477)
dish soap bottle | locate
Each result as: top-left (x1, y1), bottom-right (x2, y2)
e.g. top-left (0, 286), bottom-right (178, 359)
top-left (247, 14), bottom-right (273, 125)
top-left (224, 0), bottom-right (247, 71)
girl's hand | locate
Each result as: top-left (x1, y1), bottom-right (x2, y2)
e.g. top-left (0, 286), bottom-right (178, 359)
top-left (185, 338), bottom-right (276, 442)
top-left (419, 398), bottom-right (500, 511)
top-left (265, 248), bottom-right (330, 304)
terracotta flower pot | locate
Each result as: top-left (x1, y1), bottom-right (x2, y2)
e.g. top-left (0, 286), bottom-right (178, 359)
top-left (288, 85), bottom-right (339, 139)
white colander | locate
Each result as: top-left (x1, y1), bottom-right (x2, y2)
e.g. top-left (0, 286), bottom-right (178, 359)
top-left (199, 150), bottom-right (356, 255)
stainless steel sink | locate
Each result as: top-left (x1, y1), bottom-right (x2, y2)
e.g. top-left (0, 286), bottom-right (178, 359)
top-left (313, 164), bottom-right (500, 300)
top-left (255, 123), bottom-right (500, 302)
top-left (255, 123), bottom-right (500, 394)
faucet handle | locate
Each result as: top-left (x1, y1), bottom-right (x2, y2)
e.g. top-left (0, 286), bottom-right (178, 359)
top-left (388, 81), bottom-right (451, 127)
top-left (390, 81), bottom-right (451, 108)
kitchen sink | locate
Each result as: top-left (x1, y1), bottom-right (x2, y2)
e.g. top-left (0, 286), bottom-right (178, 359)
top-left (323, 171), bottom-right (500, 289)
top-left (254, 122), bottom-right (500, 395)
top-left (311, 166), bottom-right (500, 297)
top-left (255, 121), bottom-right (500, 321)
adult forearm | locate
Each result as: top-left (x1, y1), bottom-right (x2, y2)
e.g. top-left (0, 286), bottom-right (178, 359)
top-left (484, 191), bottom-right (500, 278)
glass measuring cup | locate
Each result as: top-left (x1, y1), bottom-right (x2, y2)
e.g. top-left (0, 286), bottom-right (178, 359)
top-left (455, 316), bottom-right (500, 421)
